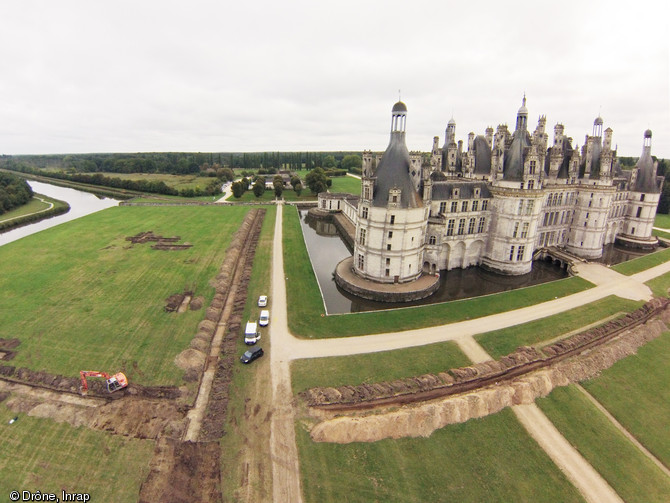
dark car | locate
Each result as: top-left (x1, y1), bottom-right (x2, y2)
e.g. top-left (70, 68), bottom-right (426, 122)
top-left (240, 346), bottom-right (264, 364)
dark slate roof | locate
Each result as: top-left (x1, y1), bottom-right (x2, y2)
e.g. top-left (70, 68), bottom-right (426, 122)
top-left (392, 101), bottom-right (407, 112)
top-left (431, 181), bottom-right (492, 200)
top-left (585, 141), bottom-right (603, 179)
top-left (502, 130), bottom-right (530, 180)
top-left (557, 140), bottom-right (574, 179)
top-left (372, 132), bottom-right (423, 208)
top-left (473, 135), bottom-right (492, 175)
top-left (634, 145), bottom-right (659, 193)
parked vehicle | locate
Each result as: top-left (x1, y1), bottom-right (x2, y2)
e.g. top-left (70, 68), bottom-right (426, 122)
top-left (244, 321), bottom-right (261, 345)
top-left (258, 295), bottom-right (268, 307)
top-left (259, 309), bottom-right (270, 326)
top-left (240, 346), bottom-right (264, 364)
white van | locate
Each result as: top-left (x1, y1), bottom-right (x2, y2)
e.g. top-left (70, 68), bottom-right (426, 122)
top-left (259, 310), bottom-right (270, 326)
top-left (244, 321), bottom-right (261, 345)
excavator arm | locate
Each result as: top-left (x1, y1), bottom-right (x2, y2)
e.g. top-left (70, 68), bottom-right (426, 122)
top-left (80, 370), bottom-right (128, 393)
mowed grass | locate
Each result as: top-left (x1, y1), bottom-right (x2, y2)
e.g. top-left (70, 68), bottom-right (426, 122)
top-left (581, 331), bottom-right (670, 467)
top-left (653, 213), bottom-right (670, 229)
top-left (291, 341), bottom-right (469, 394)
top-left (610, 247), bottom-right (670, 275)
top-left (282, 205), bottom-right (594, 338)
top-left (0, 205), bottom-right (250, 385)
top-left (0, 403), bottom-right (154, 502)
top-left (226, 174), bottom-right (360, 202)
top-left (0, 196), bottom-right (50, 222)
top-left (100, 172), bottom-right (215, 191)
top-left (537, 385), bottom-right (670, 503)
top-left (296, 408), bottom-right (583, 503)
top-left (475, 296), bottom-right (643, 359)
top-left (645, 270), bottom-right (670, 297)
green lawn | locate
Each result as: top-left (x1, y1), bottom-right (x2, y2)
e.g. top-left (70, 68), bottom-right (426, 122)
top-left (226, 174), bottom-right (359, 202)
top-left (653, 213), bottom-right (670, 229)
top-left (652, 228), bottom-right (670, 240)
top-left (0, 205), bottom-right (250, 385)
top-left (0, 196), bottom-right (50, 222)
top-left (99, 172), bottom-right (216, 191)
top-left (291, 341), bottom-right (469, 395)
top-left (538, 385), bottom-right (670, 503)
top-left (0, 403), bottom-right (154, 502)
top-left (475, 296), bottom-right (643, 359)
top-left (296, 408), bottom-right (584, 503)
top-left (283, 205), bottom-right (594, 338)
top-left (610, 247), bottom-right (670, 275)
top-left (645, 271), bottom-right (670, 297)
top-left (581, 331), bottom-right (670, 467)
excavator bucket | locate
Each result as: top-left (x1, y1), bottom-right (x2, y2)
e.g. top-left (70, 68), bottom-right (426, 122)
top-left (106, 372), bottom-right (129, 393)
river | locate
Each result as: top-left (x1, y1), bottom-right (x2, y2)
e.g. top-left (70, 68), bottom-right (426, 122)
top-left (0, 181), bottom-right (120, 247)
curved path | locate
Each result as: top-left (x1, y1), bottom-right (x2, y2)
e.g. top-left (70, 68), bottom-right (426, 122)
top-left (268, 207), bottom-right (670, 502)
top-left (0, 195), bottom-right (54, 224)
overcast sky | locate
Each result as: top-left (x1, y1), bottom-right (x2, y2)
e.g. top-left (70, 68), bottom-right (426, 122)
top-left (1, 0), bottom-right (668, 158)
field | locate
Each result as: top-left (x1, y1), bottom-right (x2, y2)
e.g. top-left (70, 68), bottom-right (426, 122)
top-left (282, 205), bottom-right (593, 338)
top-left (653, 213), bottom-right (670, 228)
top-left (537, 385), bottom-right (670, 503)
top-left (475, 296), bottom-right (642, 358)
top-left (0, 404), bottom-right (154, 502)
top-left (100, 172), bottom-right (216, 191)
top-left (291, 340), bottom-right (469, 394)
top-left (0, 205), bottom-right (250, 385)
top-left (0, 196), bottom-right (51, 222)
top-left (226, 174), bottom-right (361, 202)
top-left (611, 247), bottom-right (670, 275)
top-left (296, 408), bottom-right (583, 503)
top-left (581, 331), bottom-right (670, 467)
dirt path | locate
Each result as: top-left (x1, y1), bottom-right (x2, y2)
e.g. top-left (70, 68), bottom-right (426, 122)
top-left (269, 202), bottom-right (303, 503)
top-left (0, 195), bottom-right (54, 224)
top-left (514, 403), bottom-right (623, 503)
top-left (574, 384), bottom-right (670, 478)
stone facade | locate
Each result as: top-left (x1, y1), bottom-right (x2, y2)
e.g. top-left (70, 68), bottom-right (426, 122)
top-left (325, 98), bottom-right (662, 287)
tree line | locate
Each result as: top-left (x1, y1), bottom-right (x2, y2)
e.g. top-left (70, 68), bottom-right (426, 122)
top-left (0, 172), bottom-right (33, 215)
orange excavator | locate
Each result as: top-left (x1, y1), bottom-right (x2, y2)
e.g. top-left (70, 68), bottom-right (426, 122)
top-left (79, 370), bottom-right (129, 394)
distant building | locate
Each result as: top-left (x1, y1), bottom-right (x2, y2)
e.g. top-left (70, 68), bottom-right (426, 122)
top-left (324, 98), bottom-right (661, 292)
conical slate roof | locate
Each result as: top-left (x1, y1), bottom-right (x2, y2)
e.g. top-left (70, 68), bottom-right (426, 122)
top-left (634, 131), bottom-right (659, 193)
top-left (372, 131), bottom-right (422, 208)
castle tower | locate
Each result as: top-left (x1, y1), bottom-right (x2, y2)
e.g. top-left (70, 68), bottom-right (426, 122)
top-left (515, 94), bottom-right (528, 132)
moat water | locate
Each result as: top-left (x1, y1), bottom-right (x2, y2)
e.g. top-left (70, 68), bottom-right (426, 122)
top-left (298, 210), bottom-right (653, 315)
top-left (0, 181), bottom-right (120, 247)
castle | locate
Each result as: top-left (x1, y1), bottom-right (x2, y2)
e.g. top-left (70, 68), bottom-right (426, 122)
top-left (322, 98), bottom-right (662, 301)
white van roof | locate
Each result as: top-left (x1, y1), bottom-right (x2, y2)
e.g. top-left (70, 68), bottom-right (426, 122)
top-left (245, 322), bottom-right (258, 332)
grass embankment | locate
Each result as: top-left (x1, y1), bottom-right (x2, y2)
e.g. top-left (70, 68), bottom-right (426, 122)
top-left (0, 205), bottom-right (249, 386)
top-left (645, 271), bottom-right (670, 297)
top-left (581, 331), bottom-right (670, 467)
top-left (219, 205), bottom-right (276, 501)
top-left (296, 408), bottom-right (583, 503)
top-left (610, 247), bottom-right (670, 275)
top-left (0, 194), bottom-right (69, 232)
top-left (0, 404), bottom-right (154, 502)
top-left (475, 296), bottom-right (643, 359)
top-left (538, 385), bottom-right (670, 503)
top-left (653, 213), bottom-right (670, 229)
top-left (291, 341), bottom-right (469, 394)
top-left (282, 205), bottom-right (593, 338)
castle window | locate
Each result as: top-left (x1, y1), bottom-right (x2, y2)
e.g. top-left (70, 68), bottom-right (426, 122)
top-left (636, 207), bottom-right (642, 218)
top-left (477, 217), bottom-right (485, 233)
top-left (364, 186), bottom-right (371, 199)
top-left (521, 222), bottom-right (529, 238)
top-left (451, 201), bottom-right (458, 212)
top-left (518, 200), bottom-right (524, 215)
top-left (641, 194), bottom-right (645, 202)
top-left (468, 218), bottom-right (476, 234)
top-left (632, 227), bottom-right (635, 235)
top-left (543, 213), bottom-right (549, 226)
top-left (388, 231), bottom-right (393, 238)
top-left (474, 188), bottom-right (480, 198)
top-left (517, 245), bottom-right (525, 261)
top-left (525, 200), bottom-right (534, 215)
top-left (439, 202), bottom-right (447, 213)
top-left (385, 269), bottom-right (390, 277)
top-left (513, 222), bottom-right (519, 238)
top-left (529, 160), bottom-right (537, 174)
top-left (387, 244), bottom-right (391, 251)
top-left (429, 235), bottom-right (437, 245)
top-left (386, 258), bottom-right (390, 266)
top-left (482, 200), bottom-right (488, 211)
top-left (509, 246), bottom-right (515, 261)
top-left (358, 228), bottom-right (366, 245)
top-left (390, 215), bottom-right (395, 224)
top-left (461, 201), bottom-right (468, 212)
top-left (528, 180), bottom-right (534, 190)
top-left (447, 219), bottom-right (455, 236)
top-left (458, 219), bottom-right (465, 235)
top-left (392, 195), bottom-right (398, 203)
top-left (472, 200), bottom-right (479, 211)
top-left (358, 254), bottom-right (364, 269)
top-left (362, 206), bottom-right (368, 219)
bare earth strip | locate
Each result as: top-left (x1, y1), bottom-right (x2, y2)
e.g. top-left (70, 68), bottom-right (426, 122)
top-left (269, 202), bottom-right (303, 503)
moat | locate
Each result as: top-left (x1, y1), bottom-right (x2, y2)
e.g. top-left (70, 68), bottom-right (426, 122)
top-left (299, 210), bottom-right (653, 315)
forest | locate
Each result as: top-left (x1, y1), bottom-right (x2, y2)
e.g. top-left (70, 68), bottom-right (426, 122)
top-left (0, 172), bottom-right (33, 215)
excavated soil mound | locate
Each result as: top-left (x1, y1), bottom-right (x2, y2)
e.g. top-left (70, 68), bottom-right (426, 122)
top-left (0, 338), bottom-right (20, 361)
top-left (189, 296), bottom-right (204, 311)
top-left (165, 293), bottom-right (186, 312)
top-left (309, 313), bottom-right (668, 444)
top-left (139, 438), bottom-right (222, 503)
top-left (0, 391), bottom-right (9, 402)
top-left (174, 349), bottom-right (206, 372)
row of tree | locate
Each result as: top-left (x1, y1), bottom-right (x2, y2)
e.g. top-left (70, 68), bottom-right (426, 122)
top-left (0, 172), bottom-right (33, 215)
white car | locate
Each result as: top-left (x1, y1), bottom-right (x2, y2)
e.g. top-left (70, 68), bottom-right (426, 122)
top-left (258, 295), bottom-right (268, 307)
top-left (259, 310), bottom-right (270, 326)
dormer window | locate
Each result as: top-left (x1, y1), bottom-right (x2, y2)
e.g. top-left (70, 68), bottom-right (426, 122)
top-left (453, 188), bottom-right (460, 198)
top-left (474, 188), bottom-right (480, 198)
